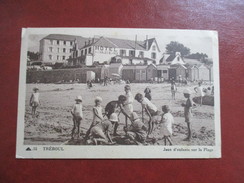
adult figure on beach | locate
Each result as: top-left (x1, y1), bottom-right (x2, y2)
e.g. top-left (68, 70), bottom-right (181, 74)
top-left (144, 86), bottom-right (152, 101)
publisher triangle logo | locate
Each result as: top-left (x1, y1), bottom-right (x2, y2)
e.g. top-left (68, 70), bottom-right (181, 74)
top-left (26, 147), bottom-right (31, 151)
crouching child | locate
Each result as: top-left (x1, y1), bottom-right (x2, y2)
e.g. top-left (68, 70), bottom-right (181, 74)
top-left (124, 112), bottom-right (147, 145)
top-left (89, 113), bottom-right (118, 145)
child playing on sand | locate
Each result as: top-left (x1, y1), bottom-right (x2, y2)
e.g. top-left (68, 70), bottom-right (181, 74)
top-left (89, 113), bottom-right (118, 145)
top-left (71, 96), bottom-right (83, 140)
top-left (84, 96), bottom-right (104, 141)
top-left (194, 81), bottom-right (204, 106)
top-left (181, 89), bottom-right (194, 141)
top-left (124, 112), bottom-right (147, 145)
top-left (144, 86), bottom-right (152, 101)
top-left (171, 80), bottom-right (177, 100)
top-left (135, 93), bottom-right (159, 136)
top-left (29, 87), bottom-right (40, 117)
top-left (159, 105), bottom-right (174, 145)
top-left (105, 95), bottom-right (131, 135)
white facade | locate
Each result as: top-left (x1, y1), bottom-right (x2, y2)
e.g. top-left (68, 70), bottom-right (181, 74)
top-left (69, 37), bottom-right (162, 66)
top-left (40, 38), bottom-right (74, 63)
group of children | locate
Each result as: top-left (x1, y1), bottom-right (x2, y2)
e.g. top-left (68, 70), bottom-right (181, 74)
top-left (29, 82), bottom-right (199, 145)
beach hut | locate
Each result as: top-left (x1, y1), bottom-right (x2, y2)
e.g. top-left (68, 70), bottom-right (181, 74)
top-left (157, 65), bottom-right (170, 80)
top-left (135, 65), bottom-right (148, 81)
top-left (108, 63), bottom-right (123, 78)
top-left (198, 64), bottom-right (210, 81)
top-left (146, 64), bottom-right (157, 81)
top-left (169, 64), bottom-right (187, 80)
top-left (121, 65), bottom-right (136, 82)
top-left (187, 65), bottom-right (199, 81)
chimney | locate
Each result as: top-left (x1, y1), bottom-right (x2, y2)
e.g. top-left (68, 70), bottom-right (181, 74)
top-left (145, 35), bottom-right (148, 50)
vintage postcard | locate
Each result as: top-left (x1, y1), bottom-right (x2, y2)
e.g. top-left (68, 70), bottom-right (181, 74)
top-left (16, 28), bottom-right (221, 159)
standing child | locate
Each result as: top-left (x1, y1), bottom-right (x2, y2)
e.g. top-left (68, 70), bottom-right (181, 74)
top-left (85, 96), bottom-right (104, 141)
top-left (71, 96), bottom-right (83, 140)
top-left (144, 86), bottom-right (152, 101)
top-left (124, 85), bottom-right (134, 127)
top-left (181, 89), bottom-right (193, 141)
top-left (29, 87), bottom-right (40, 117)
top-left (135, 93), bottom-right (159, 136)
top-left (171, 81), bottom-right (177, 100)
top-left (159, 105), bottom-right (174, 145)
top-left (124, 112), bottom-right (147, 145)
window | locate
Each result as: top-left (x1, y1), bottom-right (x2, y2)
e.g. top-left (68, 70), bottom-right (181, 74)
top-left (75, 51), bottom-right (78, 57)
top-left (163, 70), bottom-right (168, 73)
top-left (48, 47), bottom-right (53, 52)
top-left (63, 56), bottom-right (66, 60)
top-left (88, 47), bottom-right (92, 53)
top-left (129, 50), bottom-right (135, 57)
top-left (139, 51), bottom-right (144, 58)
top-left (70, 49), bottom-right (72, 53)
top-left (120, 49), bottom-right (126, 56)
top-left (57, 48), bottom-right (60, 53)
top-left (151, 52), bottom-right (156, 59)
top-left (81, 50), bottom-right (84, 55)
top-left (63, 48), bottom-right (66, 53)
top-left (57, 55), bottom-right (60, 60)
top-left (85, 49), bottom-right (87, 54)
top-left (152, 45), bottom-right (156, 51)
top-left (142, 70), bottom-right (146, 74)
top-left (51, 40), bottom-right (54, 45)
top-left (57, 40), bottom-right (59, 45)
top-left (64, 41), bottom-right (66, 45)
top-left (49, 55), bottom-right (52, 60)
top-left (70, 42), bottom-right (73, 45)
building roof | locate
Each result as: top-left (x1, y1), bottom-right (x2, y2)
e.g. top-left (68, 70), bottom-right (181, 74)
top-left (170, 64), bottom-right (187, 69)
top-left (114, 55), bottom-right (155, 61)
top-left (81, 36), bottom-right (160, 51)
top-left (75, 37), bottom-right (90, 49)
top-left (157, 65), bottom-right (170, 70)
top-left (42, 34), bottom-right (83, 41)
top-left (183, 58), bottom-right (201, 65)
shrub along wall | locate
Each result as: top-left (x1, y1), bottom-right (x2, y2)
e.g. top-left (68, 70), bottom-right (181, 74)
top-left (26, 67), bottom-right (102, 83)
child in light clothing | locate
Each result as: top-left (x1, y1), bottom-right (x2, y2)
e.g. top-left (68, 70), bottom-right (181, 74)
top-left (135, 93), bottom-right (159, 136)
top-left (71, 96), bottom-right (83, 140)
top-left (85, 96), bottom-right (104, 141)
top-left (89, 113), bottom-right (118, 145)
top-left (181, 89), bottom-right (194, 141)
top-left (159, 105), bottom-right (174, 145)
top-left (124, 85), bottom-right (134, 126)
top-left (29, 87), bottom-right (40, 117)
top-left (124, 112), bottom-right (147, 145)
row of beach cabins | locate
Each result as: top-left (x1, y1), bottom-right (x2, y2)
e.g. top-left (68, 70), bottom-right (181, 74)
top-left (27, 63), bottom-right (213, 84)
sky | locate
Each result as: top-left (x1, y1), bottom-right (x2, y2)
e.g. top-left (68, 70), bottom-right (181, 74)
top-left (27, 29), bottom-right (214, 58)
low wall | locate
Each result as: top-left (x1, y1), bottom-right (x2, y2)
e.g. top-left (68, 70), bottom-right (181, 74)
top-left (26, 68), bottom-right (102, 83)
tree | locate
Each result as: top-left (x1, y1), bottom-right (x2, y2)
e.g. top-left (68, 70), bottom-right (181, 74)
top-left (186, 52), bottom-right (208, 62)
top-left (27, 51), bottom-right (40, 61)
top-left (165, 41), bottom-right (190, 57)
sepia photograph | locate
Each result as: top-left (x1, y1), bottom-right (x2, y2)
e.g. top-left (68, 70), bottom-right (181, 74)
top-left (16, 28), bottom-right (221, 158)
